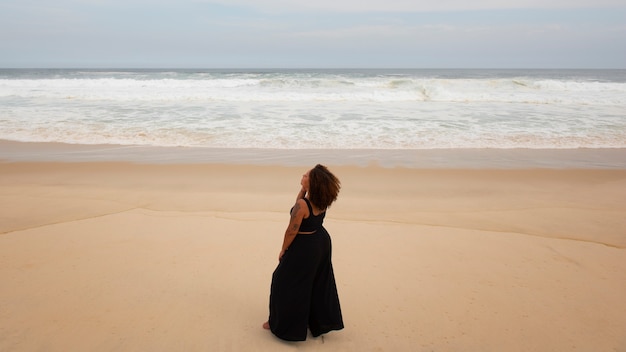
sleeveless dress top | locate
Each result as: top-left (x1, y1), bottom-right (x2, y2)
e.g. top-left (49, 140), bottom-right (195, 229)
top-left (296, 198), bottom-right (325, 233)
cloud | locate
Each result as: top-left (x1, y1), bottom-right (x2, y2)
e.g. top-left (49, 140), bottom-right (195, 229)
top-left (1, 0), bottom-right (624, 67)
top-left (196, 0), bottom-right (626, 12)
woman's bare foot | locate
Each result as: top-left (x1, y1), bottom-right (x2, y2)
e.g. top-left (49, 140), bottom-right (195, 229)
top-left (262, 321), bottom-right (270, 330)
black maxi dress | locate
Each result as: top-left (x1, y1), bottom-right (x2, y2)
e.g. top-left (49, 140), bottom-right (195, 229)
top-left (268, 198), bottom-right (344, 341)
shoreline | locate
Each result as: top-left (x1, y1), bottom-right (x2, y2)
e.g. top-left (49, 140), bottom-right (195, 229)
top-left (2, 140), bottom-right (626, 169)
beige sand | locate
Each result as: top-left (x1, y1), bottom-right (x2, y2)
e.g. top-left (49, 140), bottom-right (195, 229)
top-left (1, 162), bottom-right (625, 351)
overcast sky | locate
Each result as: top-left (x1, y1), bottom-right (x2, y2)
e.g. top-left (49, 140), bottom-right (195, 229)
top-left (1, 0), bottom-right (625, 68)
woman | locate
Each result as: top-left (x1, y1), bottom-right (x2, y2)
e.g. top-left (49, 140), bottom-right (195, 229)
top-left (263, 164), bottom-right (344, 341)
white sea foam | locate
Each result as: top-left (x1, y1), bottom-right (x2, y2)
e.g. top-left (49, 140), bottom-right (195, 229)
top-left (2, 75), bottom-right (625, 104)
top-left (0, 69), bottom-right (625, 149)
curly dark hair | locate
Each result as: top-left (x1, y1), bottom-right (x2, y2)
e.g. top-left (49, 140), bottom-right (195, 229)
top-left (308, 164), bottom-right (341, 210)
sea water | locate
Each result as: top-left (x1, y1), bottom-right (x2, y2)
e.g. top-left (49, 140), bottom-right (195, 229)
top-left (1, 69), bottom-right (625, 150)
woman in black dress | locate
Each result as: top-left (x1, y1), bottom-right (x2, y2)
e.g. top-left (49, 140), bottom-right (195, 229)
top-left (263, 164), bottom-right (344, 341)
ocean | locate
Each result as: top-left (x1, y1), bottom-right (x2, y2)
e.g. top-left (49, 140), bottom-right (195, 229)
top-left (1, 68), bottom-right (625, 167)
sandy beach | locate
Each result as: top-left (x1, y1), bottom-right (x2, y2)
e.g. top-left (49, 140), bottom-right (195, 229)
top-left (1, 160), bottom-right (625, 351)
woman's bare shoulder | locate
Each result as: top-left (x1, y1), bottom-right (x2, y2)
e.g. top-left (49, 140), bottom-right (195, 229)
top-left (292, 198), bottom-right (309, 217)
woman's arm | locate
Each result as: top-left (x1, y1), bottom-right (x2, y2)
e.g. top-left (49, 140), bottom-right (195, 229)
top-left (279, 198), bottom-right (307, 261)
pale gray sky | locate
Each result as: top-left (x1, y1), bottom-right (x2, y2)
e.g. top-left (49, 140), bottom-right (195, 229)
top-left (1, 0), bottom-right (624, 68)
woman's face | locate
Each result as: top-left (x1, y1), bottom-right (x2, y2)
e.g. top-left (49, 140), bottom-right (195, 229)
top-left (301, 170), bottom-right (311, 190)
